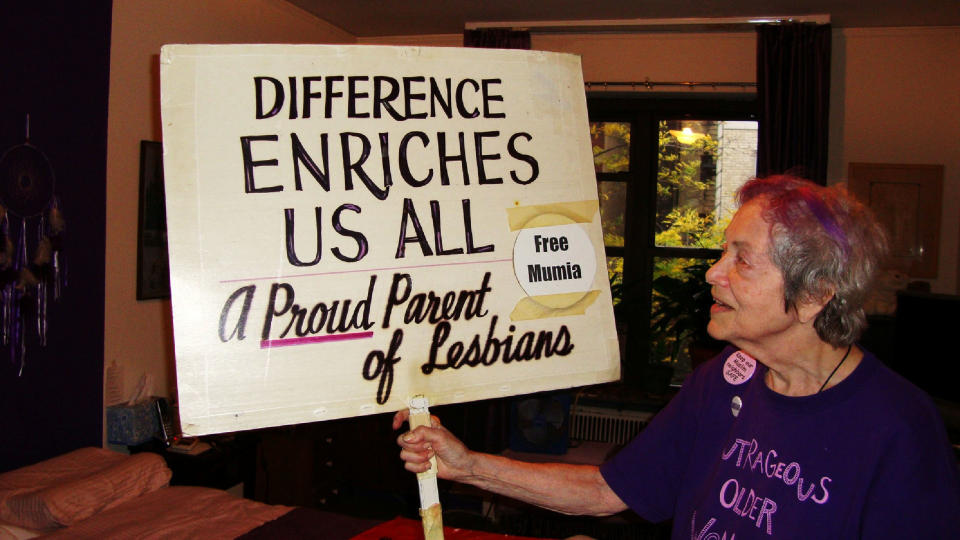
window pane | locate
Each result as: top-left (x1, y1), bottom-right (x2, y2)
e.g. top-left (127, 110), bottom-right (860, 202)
top-left (598, 181), bottom-right (625, 247)
top-left (649, 256), bottom-right (717, 376)
top-left (655, 120), bottom-right (757, 248)
top-left (591, 122), bottom-right (630, 173)
top-left (607, 256), bottom-right (623, 307)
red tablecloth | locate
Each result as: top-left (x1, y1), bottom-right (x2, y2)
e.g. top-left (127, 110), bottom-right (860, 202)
top-left (351, 516), bottom-right (550, 540)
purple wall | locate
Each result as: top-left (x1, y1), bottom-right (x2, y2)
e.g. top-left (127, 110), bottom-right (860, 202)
top-left (0, 1), bottom-right (111, 471)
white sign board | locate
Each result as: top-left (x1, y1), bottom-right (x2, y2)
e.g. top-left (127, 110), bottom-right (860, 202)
top-left (160, 44), bottom-right (619, 436)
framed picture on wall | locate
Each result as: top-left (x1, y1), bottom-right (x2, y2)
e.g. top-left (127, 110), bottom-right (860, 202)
top-left (136, 140), bottom-right (171, 300)
top-left (848, 162), bottom-right (943, 279)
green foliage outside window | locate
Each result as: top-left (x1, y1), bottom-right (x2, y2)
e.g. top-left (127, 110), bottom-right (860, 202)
top-left (590, 122), bottom-right (630, 174)
top-left (652, 121), bottom-right (724, 367)
top-left (656, 122), bottom-right (718, 197)
top-left (593, 120), bottom-right (731, 378)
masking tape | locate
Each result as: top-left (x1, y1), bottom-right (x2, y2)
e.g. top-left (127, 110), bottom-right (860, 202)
top-left (510, 290), bottom-right (601, 321)
top-left (507, 200), bottom-right (598, 230)
top-left (420, 503), bottom-right (444, 540)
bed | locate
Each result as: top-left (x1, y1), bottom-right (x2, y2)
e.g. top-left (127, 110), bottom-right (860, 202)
top-left (0, 447), bottom-right (547, 539)
top-left (0, 447), bottom-right (296, 539)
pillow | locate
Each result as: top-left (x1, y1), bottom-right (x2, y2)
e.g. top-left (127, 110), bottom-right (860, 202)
top-left (0, 520), bottom-right (42, 540)
top-left (0, 448), bottom-right (171, 530)
top-left (0, 447), bottom-right (128, 524)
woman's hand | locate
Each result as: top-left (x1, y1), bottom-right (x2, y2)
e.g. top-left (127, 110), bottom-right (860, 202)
top-left (393, 409), bottom-right (475, 481)
top-left (393, 409), bottom-right (626, 516)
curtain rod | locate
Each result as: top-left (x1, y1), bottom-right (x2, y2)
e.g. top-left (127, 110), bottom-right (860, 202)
top-left (466, 14), bottom-right (830, 33)
top-left (585, 80), bottom-right (757, 91)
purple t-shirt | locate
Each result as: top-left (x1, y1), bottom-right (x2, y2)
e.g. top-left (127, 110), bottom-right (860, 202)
top-left (600, 346), bottom-right (960, 538)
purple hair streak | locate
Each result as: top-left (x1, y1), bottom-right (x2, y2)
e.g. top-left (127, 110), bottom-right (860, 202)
top-left (796, 187), bottom-right (851, 261)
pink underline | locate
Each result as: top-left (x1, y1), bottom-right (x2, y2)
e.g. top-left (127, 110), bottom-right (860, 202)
top-left (222, 257), bottom-right (513, 284)
top-left (260, 331), bottom-right (374, 349)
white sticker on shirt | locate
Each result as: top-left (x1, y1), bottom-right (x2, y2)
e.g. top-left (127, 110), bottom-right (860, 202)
top-left (723, 350), bottom-right (757, 385)
top-left (731, 396), bottom-right (743, 417)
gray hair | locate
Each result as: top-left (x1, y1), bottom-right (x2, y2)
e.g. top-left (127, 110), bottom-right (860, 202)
top-left (738, 175), bottom-right (888, 347)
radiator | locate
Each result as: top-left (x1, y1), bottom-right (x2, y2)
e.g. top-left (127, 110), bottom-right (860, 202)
top-left (568, 404), bottom-right (653, 445)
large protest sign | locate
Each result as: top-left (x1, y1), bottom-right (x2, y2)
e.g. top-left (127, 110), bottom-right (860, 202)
top-left (159, 44), bottom-right (620, 436)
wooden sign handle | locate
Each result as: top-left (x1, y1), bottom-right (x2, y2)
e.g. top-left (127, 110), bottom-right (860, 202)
top-left (409, 395), bottom-right (444, 540)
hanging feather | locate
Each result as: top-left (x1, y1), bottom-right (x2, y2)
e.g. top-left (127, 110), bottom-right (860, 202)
top-left (48, 203), bottom-right (65, 235)
top-left (1, 285), bottom-right (8, 348)
top-left (33, 237), bottom-right (52, 266)
top-left (0, 237), bottom-right (11, 271)
top-left (18, 267), bottom-right (39, 289)
top-left (35, 216), bottom-right (47, 346)
top-left (0, 210), bottom-right (10, 273)
top-left (0, 212), bottom-right (10, 349)
top-left (12, 220), bottom-right (26, 371)
top-left (52, 251), bottom-right (62, 300)
top-left (15, 299), bottom-right (25, 377)
top-left (46, 197), bottom-right (66, 301)
top-left (37, 279), bottom-right (46, 347)
top-left (8, 285), bottom-right (22, 369)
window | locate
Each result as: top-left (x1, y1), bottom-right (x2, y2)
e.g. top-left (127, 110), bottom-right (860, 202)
top-left (589, 96), bottom-right (757, 385)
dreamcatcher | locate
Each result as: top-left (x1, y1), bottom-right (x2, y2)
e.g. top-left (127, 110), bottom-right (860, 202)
top-left (0, 116), bottom-right (67, 375)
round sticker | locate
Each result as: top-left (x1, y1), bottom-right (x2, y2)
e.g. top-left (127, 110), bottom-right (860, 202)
top-left (723, 350), bottom-right (757, 385)
top-left (513, 222), bottom-right (597, 303)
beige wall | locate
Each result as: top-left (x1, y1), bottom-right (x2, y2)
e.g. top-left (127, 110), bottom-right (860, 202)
top-left (828, 27), bottom-right (960, 293)
top-left (106, 16), bottom-right (960, 408)
top-left (360, 33), bottom-right (464, 48)
top-left (533, 32), bottom-right (756, 84)
top-left (104, 0), bottom-right (353, 413)
top-left (362, 31), bottom-right (757, 85)
top-left (365, 28), bottom-right (960, 293)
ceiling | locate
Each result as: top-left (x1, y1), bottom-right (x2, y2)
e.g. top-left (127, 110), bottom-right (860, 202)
top-left (286, 0), bottom-right (960, 38)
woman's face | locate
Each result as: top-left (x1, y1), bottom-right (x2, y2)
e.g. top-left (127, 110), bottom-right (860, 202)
top-left (705, 199), bottom-right (801, 349)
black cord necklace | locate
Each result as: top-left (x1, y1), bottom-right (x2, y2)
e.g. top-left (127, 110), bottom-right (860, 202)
top-left (818, 345), bottom-right (853, 393)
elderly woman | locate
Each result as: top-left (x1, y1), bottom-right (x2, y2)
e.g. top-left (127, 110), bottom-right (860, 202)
top-left (395, 176), bottom-right (960, 538)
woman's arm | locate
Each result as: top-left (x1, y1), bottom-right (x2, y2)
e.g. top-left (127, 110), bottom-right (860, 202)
top-left (393, 410), bottom-right (628, 516)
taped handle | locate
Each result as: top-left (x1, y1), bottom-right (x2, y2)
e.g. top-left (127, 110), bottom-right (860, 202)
top-left (409, 396), bottom-right (439, 480)
top-left (409, 395), bottom-right (443, 540)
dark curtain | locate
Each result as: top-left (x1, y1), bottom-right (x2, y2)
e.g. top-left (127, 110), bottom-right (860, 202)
top-left (463, 28), bottom-right (531, 50)
top-left (756, 23), bottom-right (832, 184)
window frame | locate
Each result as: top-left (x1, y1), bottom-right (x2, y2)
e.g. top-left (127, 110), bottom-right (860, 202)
top-left (588, 93), bottom-right (758, 371)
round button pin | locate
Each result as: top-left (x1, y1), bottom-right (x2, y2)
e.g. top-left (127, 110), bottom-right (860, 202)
top-left (723, 350), bottom-right (757, 385)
